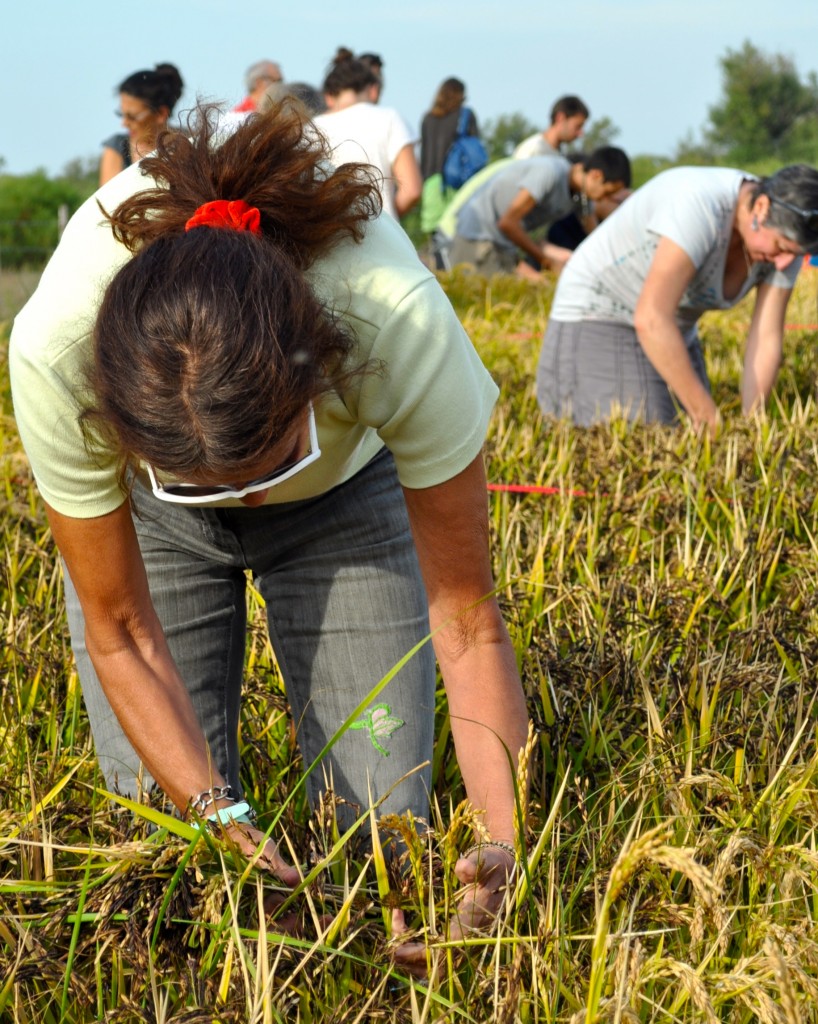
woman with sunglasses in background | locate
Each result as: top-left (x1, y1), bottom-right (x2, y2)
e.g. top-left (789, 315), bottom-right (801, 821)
top-left (99, 63), bottom-right (184, 186)
top-left (537, 164), bottom-right (818, 429)
top-left (11, 104), bottom-right (528, 964)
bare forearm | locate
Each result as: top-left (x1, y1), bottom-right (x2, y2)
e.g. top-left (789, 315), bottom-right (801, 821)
top-left (86, 629), bottom-right (224, 812)
top-left (497, 216), bottom-right (543, 265)
top-left (741, 331), bottom-right (782, 413)
top-left (745, 315), bottom-right (782, 411)
top-left (433, 610), bottom-right (529, 842)
top-left (541, 242), bottom-right (572, 272)
top-left (393, 146), bottom-right (422, 217)
top-left (395, 191), bottom-right (419, 217)
top-left (48, 502), bottom-right (226, 815)
top-left (741, 285), bottom-right (788, 413)
top-left (402, 457), bottom-right (530, 841)
top-left (635, 315), bottom-right (716, 425)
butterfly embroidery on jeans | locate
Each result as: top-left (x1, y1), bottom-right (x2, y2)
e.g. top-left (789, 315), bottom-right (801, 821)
top-left (350, 703), bottom-right (405, 757)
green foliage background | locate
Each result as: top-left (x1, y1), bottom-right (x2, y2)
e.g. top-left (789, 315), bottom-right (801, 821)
top-left (0, 160), bottom-right (96, 269)
top-left (3, 39), bottom-right (817, 271)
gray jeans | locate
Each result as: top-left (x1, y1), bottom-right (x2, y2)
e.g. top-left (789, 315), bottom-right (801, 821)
top-left (64, 448), bottom-right (435, 829)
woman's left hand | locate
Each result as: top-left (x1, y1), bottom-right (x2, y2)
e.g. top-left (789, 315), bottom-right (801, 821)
top-left (390, 844), bottom-right (517, 973)
top-left (447, 844), bottom-right (518, 938)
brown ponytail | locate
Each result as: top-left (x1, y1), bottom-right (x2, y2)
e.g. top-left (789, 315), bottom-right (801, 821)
top-left (84, 102), bottom-right (381, 487)
top-left (104, 101), bottom-right (382, 268)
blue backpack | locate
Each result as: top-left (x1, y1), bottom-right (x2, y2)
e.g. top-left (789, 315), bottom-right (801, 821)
top-left (442, 108), bottom-right (488, 190)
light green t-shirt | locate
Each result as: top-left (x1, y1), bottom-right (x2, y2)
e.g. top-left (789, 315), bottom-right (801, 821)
top-left (10, 162), bottom-right (498, 519)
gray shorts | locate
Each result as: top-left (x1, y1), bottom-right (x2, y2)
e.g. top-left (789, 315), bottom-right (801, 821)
top-left (536, 319), bottom-right (710, 426)
top-left (449, 236), bottom-right (518, 275)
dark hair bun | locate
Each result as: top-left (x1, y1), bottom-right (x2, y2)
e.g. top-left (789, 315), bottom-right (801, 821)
top-left (154, 63), bottom-right (184, 105)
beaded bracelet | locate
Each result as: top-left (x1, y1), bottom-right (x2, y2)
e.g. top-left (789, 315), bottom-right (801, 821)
top-left (191, 800), bottom-right (254, 831)
top-left (462, 840), bottom-right (518, 862)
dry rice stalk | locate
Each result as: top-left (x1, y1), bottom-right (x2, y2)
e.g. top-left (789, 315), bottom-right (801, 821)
top-left (606, 824), bottom-right (670, 904)
top-left (569, 999), bottom-right (641, 1024)
top-left (609, 919), bottom-right (642, 1024)
top-left (513, 720), bottom-right (537, 837)
top-left (738, 987), bottom-right (790, 1024)
top-left (712, 833), bottom-right (765, 888)
top-left (627, 937), bottom-right (645, 994)
top-left (650, 844), bottom-right (720, 908)
top-left (764, 937), bottom-right (802, 1024)
top-left (715, 956), bottom-right (789, 1024)
top-left (496, 944), bottom-right (525, 1024)
top-left (788, 963), bottom-right (818, 1007)
top-left (638, 957), bottom-right (718, 1024)
top-left (690, 832), bottom-right (760, 950)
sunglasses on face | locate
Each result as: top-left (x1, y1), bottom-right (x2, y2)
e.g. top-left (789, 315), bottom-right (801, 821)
top-left (146, 404), bottom-right (321, 504)
top-left (115, 108), bottom-right (152, 124)
top-left (769, 194), bottom-right (818, 235)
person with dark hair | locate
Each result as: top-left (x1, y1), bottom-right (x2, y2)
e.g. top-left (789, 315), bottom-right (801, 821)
top-left (357, 52), bottom-right (384, 102)
top-left (99, 63), bottom-right (184, 186)
top-left (314, 49), bottom-right (421, 219)
top-left (420, 78), bottom-right (479, 181)
top-left (513, 95), bottom-right (590, 160)
top-left (10, 103), bottom-right (528, 963)
top-left (537, 164), bottom-right (818, 428)
top-left (233, 59), bottom-right (284, 113)
top-left (450, 147), bottom-right (631, 275)
top-left (511, 96), bottom-right (595, 264)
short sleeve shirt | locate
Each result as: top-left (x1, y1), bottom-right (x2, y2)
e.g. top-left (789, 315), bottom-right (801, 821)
top-left (10, 162), bottom-right (498, 519)
top-left (512, 133), bottom-right (558, 160)
top-left (101, 133), bottom-right (131, 168)
top-left (551, 166), bottom-right (800, 336)
top-left (454, 156), bottom-right (573, 250)
top-left (313, 104), bottom-right (416, 219)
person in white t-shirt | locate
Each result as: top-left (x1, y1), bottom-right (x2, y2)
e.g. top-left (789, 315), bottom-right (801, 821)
top-left (10, 105), bottom-right (528, 968)
top-left (512, 95), bottom-right (589, 160)
top-left (537, 164), bottom-right (818, 429)
top-left (313, 48), bottom-right (421, 219)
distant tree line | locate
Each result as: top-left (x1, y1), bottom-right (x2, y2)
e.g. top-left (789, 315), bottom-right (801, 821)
top-left (0, 158), bottom-right (97, 269)
top-left (483, 40), bottom-right (818, 186)
top-left (2, 41), bottom-right (817, 269)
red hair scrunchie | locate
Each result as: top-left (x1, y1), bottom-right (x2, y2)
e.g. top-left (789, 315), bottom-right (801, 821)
top-left (184, 199), bottom-right (262, 235)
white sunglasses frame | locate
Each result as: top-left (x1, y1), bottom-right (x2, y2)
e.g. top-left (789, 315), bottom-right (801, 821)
top-left (146, 403), bottom-right (321, 505)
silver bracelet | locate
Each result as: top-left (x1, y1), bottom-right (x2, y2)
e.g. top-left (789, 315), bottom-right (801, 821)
top-left (189, 784), bottom-right (236, 818)
top-left (462, 840), bottom-right (518, 862)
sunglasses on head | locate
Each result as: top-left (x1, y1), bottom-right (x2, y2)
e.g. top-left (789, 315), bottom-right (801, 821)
top-left (147, 404), bottom-right (321, 505)
top-left (769, 194), bottom-right (818, 236)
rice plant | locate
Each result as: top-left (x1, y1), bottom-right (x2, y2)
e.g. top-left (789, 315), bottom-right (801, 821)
top-left (2, 266), bottom-right (818, 1021)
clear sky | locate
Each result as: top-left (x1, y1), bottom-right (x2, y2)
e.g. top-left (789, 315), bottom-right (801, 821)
top-left (3, 0), bottom-right (818, 176)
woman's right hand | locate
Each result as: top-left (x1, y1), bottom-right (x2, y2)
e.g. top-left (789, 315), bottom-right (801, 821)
top-left (216, 821), bottom-right (303, 932)
top-left (690, 396), bottom-right (721, 438)
top-left (219, 821), bottom-right (303, 888)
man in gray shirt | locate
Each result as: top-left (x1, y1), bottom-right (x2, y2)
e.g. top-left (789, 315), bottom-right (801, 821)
top-left (450, 147), bottom-right (631, 276)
